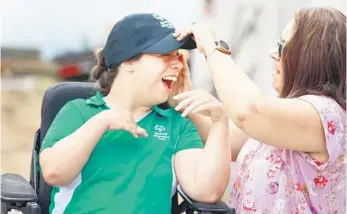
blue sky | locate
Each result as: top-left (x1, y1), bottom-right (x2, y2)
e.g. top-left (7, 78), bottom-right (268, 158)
top-left (2, 0), bottom-right (203, 59)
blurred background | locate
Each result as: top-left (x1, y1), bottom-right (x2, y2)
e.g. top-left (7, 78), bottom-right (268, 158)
top-left (1, 0), bottom-right (346, 204)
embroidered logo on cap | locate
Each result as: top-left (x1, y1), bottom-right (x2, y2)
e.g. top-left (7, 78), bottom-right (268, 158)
top-left (153, 14), bottom-right (174, 29)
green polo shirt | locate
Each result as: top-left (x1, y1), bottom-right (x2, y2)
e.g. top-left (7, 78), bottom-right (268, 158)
top-left (40, 91), bottom-right (204, 214)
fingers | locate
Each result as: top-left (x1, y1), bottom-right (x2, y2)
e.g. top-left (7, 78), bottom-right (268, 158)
top-left (178, 54), bottom-right (193, 92)
top-left (173, 89), bottom-right (221, 118)
top-left (173, 31), bottom-right (181, 37)
top-left (136, 126), bottom-right (148, 137)
top-left (174, 90), bottom-right (209, 117)
top-left (175, 97), bottom-right (193, 112)
top-left (123, 115), bottom-right (148, 138)
top-left (181, 100), bottom-right (209, 117)
top-left (176, 33), bottom-right (189, 41)
top-left (122, 121), bottom-right (139, 138)
top-left (123, 123), bottom-right (148, 138)
top-left (173, 27), bottom-right (192, 41)
top-left (190, 102), bottom-right (215, 115)
top-left (174, 22), bottom-right (216, 55)
top-left (173, 90), bottom-right (194, 101)
top-left (178, 54), bottom-right (189, 74)
top-left (182, 73), bottom-right (193, 92)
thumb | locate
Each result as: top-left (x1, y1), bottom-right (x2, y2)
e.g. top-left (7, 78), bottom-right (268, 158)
top-left (179, 54), bottom-right (193, 91)
top-left (182, 71), bottom-right (193, 92)
top-left (136, 126), bottom-right (148, 137)
top-left (179, 54), bottom-right (190, 74)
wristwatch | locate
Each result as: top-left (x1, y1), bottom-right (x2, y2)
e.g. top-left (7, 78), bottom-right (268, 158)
top-left (205, 40), bottom-right (231, 58)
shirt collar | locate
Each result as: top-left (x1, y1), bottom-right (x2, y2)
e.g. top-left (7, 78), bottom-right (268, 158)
top-left (152, 105), bottom-right (174, 117)
top-left (86, 91), bottom-right (106, 106)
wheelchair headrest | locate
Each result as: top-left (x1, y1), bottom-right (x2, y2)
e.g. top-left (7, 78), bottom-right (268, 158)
top-left (40, 82), bottom-right (97, 143)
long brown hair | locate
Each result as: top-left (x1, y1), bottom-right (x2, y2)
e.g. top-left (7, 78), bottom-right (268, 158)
top-left (280, 7), bottom-right (346, 110)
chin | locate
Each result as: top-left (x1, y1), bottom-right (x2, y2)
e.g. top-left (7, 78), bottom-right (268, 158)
top-left (272, 80), bottom-right (281, 91)
top-left (150, 95), bottom-right (169, 106)
top-left (159, 96), bottom-right (169, 105)
top-left (272, 84), bottom-right (282, 94)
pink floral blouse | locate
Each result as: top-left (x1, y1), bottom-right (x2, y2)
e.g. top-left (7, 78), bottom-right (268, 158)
top-left (229, 95), bottom-right (346, 214)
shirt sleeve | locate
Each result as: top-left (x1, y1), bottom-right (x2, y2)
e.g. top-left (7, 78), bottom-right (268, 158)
top-left (297, 95), bottom-right (346, 170)
top-left (40, 100), bottom-right (85, 153)
top-left (174, 118), bottom-right (204, 153)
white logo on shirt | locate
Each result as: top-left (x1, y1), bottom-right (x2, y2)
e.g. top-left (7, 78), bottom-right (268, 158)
top-left (153, 125), bottom-right (170, 141)
top-left (153, 14), bottom-right (174, 29)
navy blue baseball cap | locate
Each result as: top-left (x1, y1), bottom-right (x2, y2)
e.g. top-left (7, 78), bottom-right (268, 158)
top-left (102, 13), bottom-right (196, 69)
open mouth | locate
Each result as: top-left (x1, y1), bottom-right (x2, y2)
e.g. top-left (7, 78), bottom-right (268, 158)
top-left (161, 76), bottom-right (177, 91)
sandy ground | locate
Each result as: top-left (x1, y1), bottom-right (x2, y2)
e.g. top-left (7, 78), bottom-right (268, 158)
top-left (1, 76), bottom-right (57, 180)
top-left (1, 75), bottom-right (57, 213)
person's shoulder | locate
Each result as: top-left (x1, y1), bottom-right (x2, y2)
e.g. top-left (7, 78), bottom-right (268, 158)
top-left (63, 98), bottom-right (89, 110)
top-left (298, 94), bottom-right (346, 135)
top-left (298, 94), bottom-right (345, 114)
top-left (59, 97), bottom-right (97, 117)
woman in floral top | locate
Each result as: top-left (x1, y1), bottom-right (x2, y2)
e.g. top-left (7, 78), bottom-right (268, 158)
top-left (171, 7), bottom-right (346, 214)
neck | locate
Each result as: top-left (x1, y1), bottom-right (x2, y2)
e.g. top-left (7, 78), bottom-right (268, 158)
top-left (103, 76), bottom-right (151, 120)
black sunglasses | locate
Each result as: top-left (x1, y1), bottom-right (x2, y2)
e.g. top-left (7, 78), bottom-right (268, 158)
top-left (270, 39), bottom-right (285, 61)
top-left (277, 39), bottom-right (285, 58)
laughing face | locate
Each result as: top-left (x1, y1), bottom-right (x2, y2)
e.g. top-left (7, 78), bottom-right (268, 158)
top-left (130, 50), bottom-right (183, 106)
top-left (270, 20), bottom-right (294, 94)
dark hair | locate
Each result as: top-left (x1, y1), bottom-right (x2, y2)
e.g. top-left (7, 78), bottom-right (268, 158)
top-left (89, 48), bottom-right (141, 95)
top-left (280, 7), bottom-right (346, 110)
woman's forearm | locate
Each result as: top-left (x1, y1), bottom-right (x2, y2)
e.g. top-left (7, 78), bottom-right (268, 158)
top-left (39, 114), bottom-right (107, 186)
top-left (193, 116), bottom-right (231, 201)
top-left (206, 52), bottom-right (263, 125)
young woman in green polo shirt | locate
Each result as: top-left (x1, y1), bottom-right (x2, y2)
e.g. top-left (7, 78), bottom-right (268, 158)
top-left (39, 13), bottom-right (231, 214)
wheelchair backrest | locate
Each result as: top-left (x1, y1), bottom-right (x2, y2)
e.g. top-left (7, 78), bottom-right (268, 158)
top-left (35, 82), bottom-right (97, 213)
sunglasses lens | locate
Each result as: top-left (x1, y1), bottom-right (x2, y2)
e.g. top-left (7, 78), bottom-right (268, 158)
top-left (277, 42), bottom-right (283, 58)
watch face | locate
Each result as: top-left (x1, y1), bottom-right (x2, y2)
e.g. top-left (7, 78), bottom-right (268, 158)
top-left (219, 40), bottom-right (230, 50)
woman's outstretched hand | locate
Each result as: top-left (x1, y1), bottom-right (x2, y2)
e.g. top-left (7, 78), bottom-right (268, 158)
top-left (173, 22), bottom-right (216, 56)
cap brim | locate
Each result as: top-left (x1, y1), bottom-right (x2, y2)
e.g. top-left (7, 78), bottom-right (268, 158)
top-left (142, 33), bottom-right (196, 54)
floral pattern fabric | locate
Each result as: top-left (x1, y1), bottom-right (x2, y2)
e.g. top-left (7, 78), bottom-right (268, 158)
top-left (228, 95), bottom-right (346, 214)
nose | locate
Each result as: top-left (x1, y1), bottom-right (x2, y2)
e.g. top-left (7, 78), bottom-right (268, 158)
top-left (170, 57), bottom-right (184, 71)
top-left (269, 48), bottom-right (280, 61)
